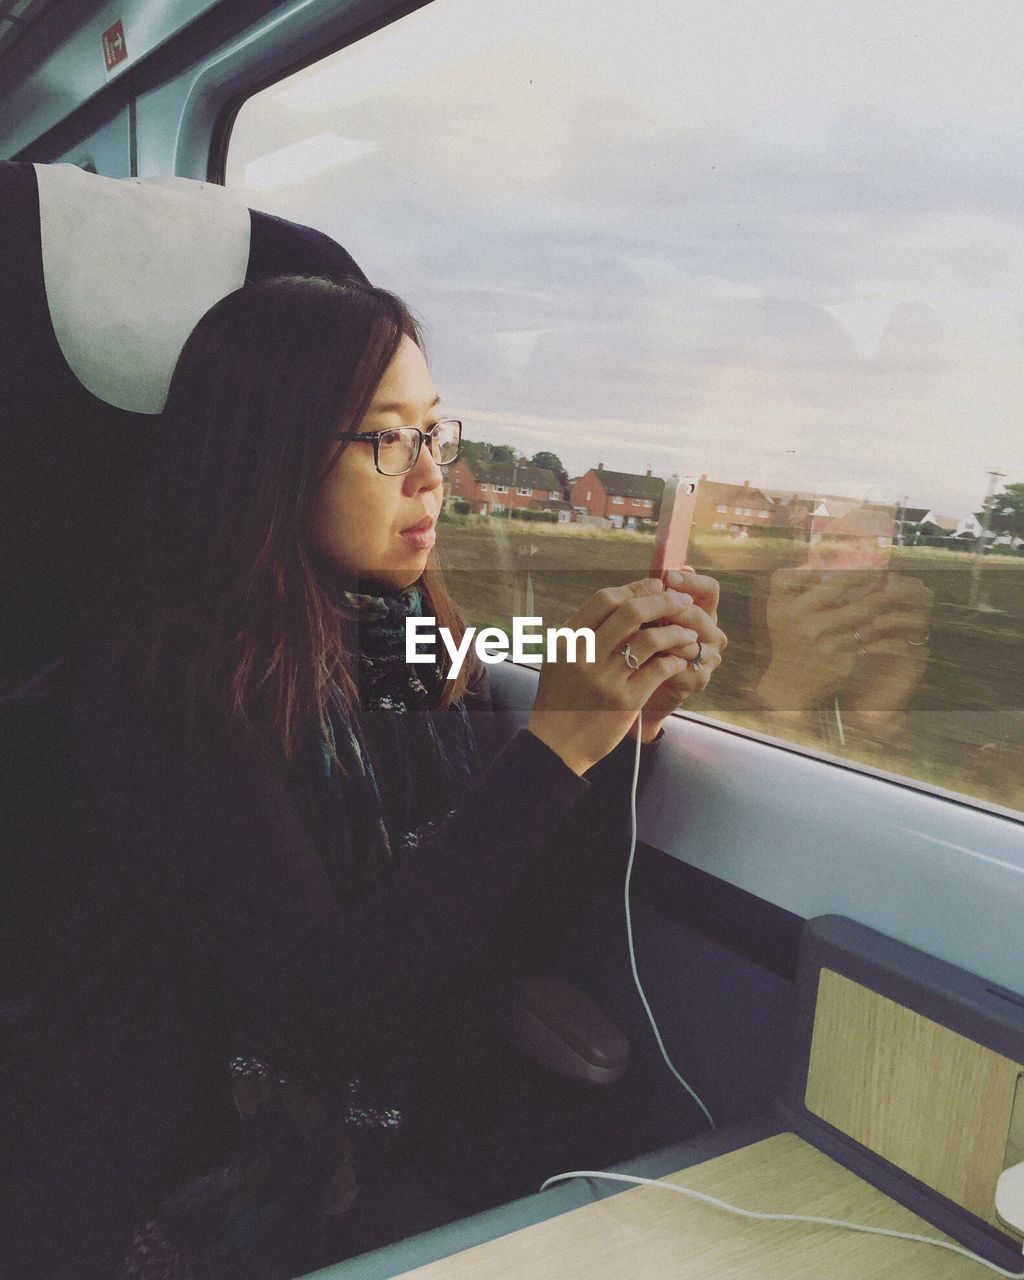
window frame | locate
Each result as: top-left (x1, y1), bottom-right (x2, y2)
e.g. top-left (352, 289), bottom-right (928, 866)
top-left (186, 1), bottom-right (440, 183)
top-left (215, 8), bottom-right (1024, 826)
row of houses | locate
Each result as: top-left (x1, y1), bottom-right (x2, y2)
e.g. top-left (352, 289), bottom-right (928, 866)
top-left (446, 458), bottom-right (665, 526)
top-left (444, 453), bottom-right (1008, 546)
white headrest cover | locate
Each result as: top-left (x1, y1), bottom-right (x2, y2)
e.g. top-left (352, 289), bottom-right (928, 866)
top-left (34, 164), bottom-right (251, 414)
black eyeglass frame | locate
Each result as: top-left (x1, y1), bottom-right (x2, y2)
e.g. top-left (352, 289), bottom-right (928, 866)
top-left (341, 419), bottom-right (463, 476)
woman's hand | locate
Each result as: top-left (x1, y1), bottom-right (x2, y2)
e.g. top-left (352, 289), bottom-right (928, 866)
top-left (526, 577), bottom-right (724, 774)
top-left (627, 568), bottom-right (727, 741)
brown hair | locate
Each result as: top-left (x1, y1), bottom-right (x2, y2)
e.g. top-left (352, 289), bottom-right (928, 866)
top-left (107, 274), bottom-right (477, 762)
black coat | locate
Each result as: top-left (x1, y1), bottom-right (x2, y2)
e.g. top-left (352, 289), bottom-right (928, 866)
top-left (1, 655), bottom-right (660, 1280)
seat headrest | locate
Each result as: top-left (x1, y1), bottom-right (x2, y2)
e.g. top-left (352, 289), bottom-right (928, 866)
top-left (35, 164), bottom-right (251, 414)
top-left (0, 161), bottom-right (367, 688)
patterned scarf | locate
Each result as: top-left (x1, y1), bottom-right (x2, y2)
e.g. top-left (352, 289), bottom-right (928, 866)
top-left (307, 584), bottom-right (480, 905)
top-left (123, 583), bottom-right (482, 1280)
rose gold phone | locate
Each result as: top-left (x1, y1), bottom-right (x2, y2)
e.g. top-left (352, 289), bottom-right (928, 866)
top-left (650, 475), bottom-right (698, 581)
top-left (801, 502), bottom-right (895, 600)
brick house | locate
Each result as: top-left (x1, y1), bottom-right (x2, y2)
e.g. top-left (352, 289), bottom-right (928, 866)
top-left (767, 491), bottom-right (899, 549)
top-left (531, 498), bottom-right (576, 522)
top-left (569, 464), bottom-right (662, 527)
top-left (694, 477), bottom-right (776, 536)
top-left (766, 490), bottom-right (866, 539)
top-left (446, 456), bottom-right (567, 517)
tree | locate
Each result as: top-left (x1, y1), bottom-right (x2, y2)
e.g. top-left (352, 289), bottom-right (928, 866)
top-left (529, 451), bottom-right (569, 492)
top-left (529, 450), bottom-right (565, 474)
top-left (459, 440), bottom-right (517, 465)
top-left (976, 483), bottom-right (1024, 539)
top-left (458, 439), bottom-right (487, 464)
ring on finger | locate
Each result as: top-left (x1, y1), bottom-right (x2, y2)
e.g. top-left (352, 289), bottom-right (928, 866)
top-left (689, 641), bottom-right (706, 671)
top-left (619, 643), bottom-right (641, 670)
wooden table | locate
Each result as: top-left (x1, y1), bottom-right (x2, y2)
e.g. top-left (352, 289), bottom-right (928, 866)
top-left (392, 1133), bottom-right (1008, 1279)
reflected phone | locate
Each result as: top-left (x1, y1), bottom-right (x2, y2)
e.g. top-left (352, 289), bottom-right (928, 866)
top-left (650, 475), bottom-right (698, 582)
top-left (801, 504), bottom-right (895, 601)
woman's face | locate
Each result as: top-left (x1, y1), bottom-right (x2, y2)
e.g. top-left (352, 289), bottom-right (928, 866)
top-left (310, 334), bottom-right (445, 592)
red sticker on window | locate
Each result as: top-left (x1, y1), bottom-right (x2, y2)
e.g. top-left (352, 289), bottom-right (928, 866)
top-left (102, 20), bottom-right (128, 72)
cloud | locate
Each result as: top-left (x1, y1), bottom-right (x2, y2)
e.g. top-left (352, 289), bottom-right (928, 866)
top-left (229, 8), bottom-right (1024, 511)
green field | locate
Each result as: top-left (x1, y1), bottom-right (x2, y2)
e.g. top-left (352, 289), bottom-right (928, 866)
top-left (434, 518), bottom-right (1024, 815)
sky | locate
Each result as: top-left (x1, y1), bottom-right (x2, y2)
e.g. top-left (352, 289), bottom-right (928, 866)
top-left (226, 0), bottom-right (1024, 516)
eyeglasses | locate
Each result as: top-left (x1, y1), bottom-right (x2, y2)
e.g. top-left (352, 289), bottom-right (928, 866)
top-left (343, 419), bottom-right (462, 476)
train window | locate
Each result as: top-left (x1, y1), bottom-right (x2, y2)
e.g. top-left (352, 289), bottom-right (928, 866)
top-left (225, 0), bottom-right (1023, 816)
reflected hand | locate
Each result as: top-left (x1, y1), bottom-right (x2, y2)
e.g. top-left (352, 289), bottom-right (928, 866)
top-left (841, 574), bottom-right (934, 729)
top-left (755, 568), bottom-right (888, 713)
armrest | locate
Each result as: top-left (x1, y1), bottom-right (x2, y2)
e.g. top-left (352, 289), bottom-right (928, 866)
top-left (501, 969), bottom-right (630, 1085)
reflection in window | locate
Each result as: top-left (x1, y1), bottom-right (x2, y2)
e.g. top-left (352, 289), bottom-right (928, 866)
top-left (227, 0), bottom-right (1024, 816)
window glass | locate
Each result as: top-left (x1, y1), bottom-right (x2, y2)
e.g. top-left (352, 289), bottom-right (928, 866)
top-left (227, 0), bottom-right (1024, 816)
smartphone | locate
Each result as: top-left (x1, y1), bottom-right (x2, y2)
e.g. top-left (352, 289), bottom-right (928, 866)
top-left (650, 475), bottom-right (698, 582)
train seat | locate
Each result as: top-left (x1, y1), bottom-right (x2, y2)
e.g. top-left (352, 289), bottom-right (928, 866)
top-left (0, 159), bottom-right (366, 690)
top-left (0, 160), bottom-right (627, 1102)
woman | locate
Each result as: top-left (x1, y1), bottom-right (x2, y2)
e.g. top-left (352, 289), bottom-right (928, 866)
top-left (3, 275), bottom-right (725, 1280)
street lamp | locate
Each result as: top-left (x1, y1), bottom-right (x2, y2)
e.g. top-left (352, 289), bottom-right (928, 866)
top-left (895, 494), bottom-right (909, 546)
top-left (969, 468), bottom-right (1007, 611)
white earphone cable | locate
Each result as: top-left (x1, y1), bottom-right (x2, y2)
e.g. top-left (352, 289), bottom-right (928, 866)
top-left (626, 708), bottom-right (715, 1129)
top-left (538, 1169), bottom-right (1024, 1277)
top-left (557, 706), bottom-right (1024, 1277)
